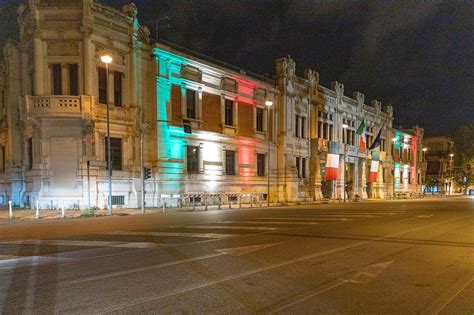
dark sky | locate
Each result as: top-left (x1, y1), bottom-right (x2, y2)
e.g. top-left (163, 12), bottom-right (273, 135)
top-left (1, 0), bottom-right (473, 135)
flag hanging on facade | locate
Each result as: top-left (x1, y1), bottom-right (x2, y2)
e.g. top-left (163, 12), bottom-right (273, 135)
top-left (356, 119), bottom-right (366, 151)
top-left (324, 141), bottom-right (340, 180)
top-left (368, 151), bottom-right (380, 183)
top-left (369, 125), bottom-right (383, 150)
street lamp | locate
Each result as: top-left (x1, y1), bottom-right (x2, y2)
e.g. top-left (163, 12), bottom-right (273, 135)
top-left (391, 137), bottom-right (398, 198)
top-left (422, 147), bottom-right (427, 194)
top-left (342, 123), bottom-right (348, 202)
top-left (101, 54), bottom-right (113, 216)
top-left (448, 153), bottom-right (454, 196)
top-left (265, 99), bottom-right (273, 207)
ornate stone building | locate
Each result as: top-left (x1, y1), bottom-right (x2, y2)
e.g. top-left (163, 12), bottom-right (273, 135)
top-left (0, 0), bottom-right (419, 209)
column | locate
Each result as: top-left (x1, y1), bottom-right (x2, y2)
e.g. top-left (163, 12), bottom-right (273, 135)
top-left (33, 36), bottom-right (44, 95)
top-left (83, 29), bottom-right (93, 95)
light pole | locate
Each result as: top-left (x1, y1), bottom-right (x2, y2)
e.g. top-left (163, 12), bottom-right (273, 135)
top-left (342, 123), bottom-right (348, 202)
top-left (422, 147), bottom-right (427, 194)
top-left (449, 153), bottom-right (454, 196)
top-left (100, 54), bottom-right (113, 215)
top-left (265, 99), bottom-right (273, 207)
top-left (391, 137), bottom-right (398, 198)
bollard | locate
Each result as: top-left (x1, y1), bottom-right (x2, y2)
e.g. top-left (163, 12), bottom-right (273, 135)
top-left (204, 195), bottom-right (208, 211)
top-left (162, 201), bottom-right (165, 213)
top-left (61, 201), bottom-right (65, 219)
top-left (239, 195), bottom-right (242, 208)
top-left (8, 201), bottom-right (12, 219)
top-left (36, 200), bottom-right (40, 219)
top-left (218, 197), bottom-right (221, 210)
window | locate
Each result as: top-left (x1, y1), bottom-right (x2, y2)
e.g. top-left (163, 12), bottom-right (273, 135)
top-left (295, 115), bottom-right (300, 137)
top-left (27, 137), bottom-right (33, 170)
top-left (329, 124), bottom-right (333, 141)
top-left (0, 145), bottom-right (5, 173)
top-left (52, 64), bottom-right (62, 95)
top-left (225, 150), bottom-right (236, 175)
top-left (69, 64), bottom-right (78, 96)
top-left (98, 67), bottom-right (107, 103)
top-left (224, 99), bottom-right (234, 126)
top-left (322, 123), bottom-right (327, 139)
top-left (111, 196), bottom-right (125, 205)
top-left (186, 89), bottom-right (196, 119)
top-left (296, 156), bottom-right (301, 178)
top-left (187, 145), bottom-right (199, 174)
top-left (302, 157), bottom-right (307, 178)
top-left (113, 71), bottom-right (122, 107)
top-left (256, 107), bottom-right (264, 132)
top-left (301, 117), bottom-right (306, 138)
top-left (105, 137), bottom-right (122, 171)
top-left (257, 153), bottom-right (265, 176)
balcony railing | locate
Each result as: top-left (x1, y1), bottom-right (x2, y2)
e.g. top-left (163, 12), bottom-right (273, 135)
top-left (24, 95), bottom-right (92, 118)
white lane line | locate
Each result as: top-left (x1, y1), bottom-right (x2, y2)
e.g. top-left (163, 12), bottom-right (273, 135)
top-left (102, 215), bottom-right (471, 314)
top-left (217, 221), bottom-right (318, 225)
top-left (0, 255), bottom-right (72, 270)
top-left (70, 243), bottom-right (281, 285)
top-left (258, 217), bottom-right (348, 221)
top-left (425, 276), bottom-right (474, 314)
top-left (2, 240), bottom-right (162, 248)
top-left (102, 231), bottom-right (237, 239)
top-left (184, 225), bottom-right (279, 231)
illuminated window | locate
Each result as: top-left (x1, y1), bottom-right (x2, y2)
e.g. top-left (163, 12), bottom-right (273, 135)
top-left (27, 138), bottom-right (33, 170)
top-left (186, 89), bottom-right (196, 119)
top-left (52, 64), bottom-right (62, 95)
top-left (256, 107), bottom-right (264, 132)
top-left (302, 157), bottom-right (307, 178)
top-left (296, 156), bottom-right (301, 178)
top-left (69, 64), bottom-right (78, 96)
top-left (113, 71), bottom-right (122, 107)
top-left (257, 153), bottom-right (265, 177)
top-left (224, 99), bottom-right (234, 126)
top-left (225, 150), bottom-right (236, 175)
top-left (98, 67), bottom-right (107, 103)
top-left (105, 137), bottom-right (122, 171)
top-left (187, 145), bottom-right (199, 174)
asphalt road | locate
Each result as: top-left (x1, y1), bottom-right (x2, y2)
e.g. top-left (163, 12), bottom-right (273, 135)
top-left (0, 197), bottom-right (473, 314)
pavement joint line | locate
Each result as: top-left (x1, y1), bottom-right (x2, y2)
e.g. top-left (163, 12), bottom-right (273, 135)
top-left (100, 214), bottom-right (472, 313)
top-left (183, 225), bottom-right (280, 231)
top-left (101, 231), bottom-right (238, 239)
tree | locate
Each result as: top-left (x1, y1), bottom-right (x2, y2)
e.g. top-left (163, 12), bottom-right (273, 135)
top-left (452, 124), bottom-right (474, 193)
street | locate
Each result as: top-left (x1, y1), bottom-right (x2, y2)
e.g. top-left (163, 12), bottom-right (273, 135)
top-left (0, 197), bottom-right (473, 314)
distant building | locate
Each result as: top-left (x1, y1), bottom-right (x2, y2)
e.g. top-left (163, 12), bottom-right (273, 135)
top-left (424, 136), bottom-right (455, 194)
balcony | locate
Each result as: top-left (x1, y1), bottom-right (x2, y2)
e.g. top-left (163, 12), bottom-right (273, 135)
top-left (23, 95), bottom-right (92, 118)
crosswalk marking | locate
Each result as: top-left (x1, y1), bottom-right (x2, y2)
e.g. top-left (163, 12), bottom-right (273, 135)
top-left (184, 225), bottom-right (280, 231)
top-left (217, 221), bottom-right (318, 225)
top-left (0, 255), bottom-right (72, 270)
top-left (103, 231), bottom-right (236, 239)
top-left (2, 240), bottom-right (162, 248)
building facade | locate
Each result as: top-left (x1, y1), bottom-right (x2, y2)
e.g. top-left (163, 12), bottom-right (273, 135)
top-left (424, 136), bottom-right (456, 194)
top-left (0, 0), bottom-right (421, 209)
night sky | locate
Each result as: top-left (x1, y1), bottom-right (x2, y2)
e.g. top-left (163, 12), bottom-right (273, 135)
top-left (1, 0), bottom-right (472, 135)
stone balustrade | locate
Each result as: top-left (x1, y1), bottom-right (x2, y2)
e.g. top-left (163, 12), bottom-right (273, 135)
top-left (24, 95), bottom-right (92, 118)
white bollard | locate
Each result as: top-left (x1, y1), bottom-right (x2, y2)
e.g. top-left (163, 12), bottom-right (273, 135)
top-left (8, 201), bottom-right (12, 219)
top-left (61, 201), bottom-right (65, 219)
top-left (36, 200), bottom-right (40, 219)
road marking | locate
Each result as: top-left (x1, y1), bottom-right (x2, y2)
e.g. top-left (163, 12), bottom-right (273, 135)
top-left (101, 215), bottom-right (470, 313)
top-left (184, 225), bottom-right (279, 231)
top-left (258, 217), bottom-right (348, 221)
top-left (69, 243), bottom-right (281, 284)
top-left (103, 231), bottom-right (237, 239)
top-left (424, 275), bottom-right (474, 314)
top-left (265, 261), bottom-right (393, 313)
top-left (399, 214), bottom-right (434, 222)
top-left (2, 240), bottom-right (162, 248)
top-left (0, 255), bottom-right (72, 270)
top-left (217, 221), bottom-right (318, 225)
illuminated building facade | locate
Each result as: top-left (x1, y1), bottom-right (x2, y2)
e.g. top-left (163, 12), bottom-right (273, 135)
top-left (391, 126), bottom-right (425, 195)
top-left (275, 57), bottom-right (394, 201)
top-left (0, 1), bottom-right (424, 208)
top-left (424, 136), bottom-right (455, 194)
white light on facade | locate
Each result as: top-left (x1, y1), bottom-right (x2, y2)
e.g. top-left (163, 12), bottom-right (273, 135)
top-left (100, 54), bottom-right (113, 64)
top-left (265, 100), bottom-right (273, 107)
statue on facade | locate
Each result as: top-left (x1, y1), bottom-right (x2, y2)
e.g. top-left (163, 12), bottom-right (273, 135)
top-left (122, 3), bottom-right (138, 19)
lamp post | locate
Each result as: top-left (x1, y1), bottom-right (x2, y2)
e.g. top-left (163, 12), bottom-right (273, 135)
top-left (342, 123), bottom-right (348, 202)
top-left (391, 137), bottom-right (397, 198)
top-left (448, 153), bottom-right (454, 196)
top-left (422, 147), bottom-right (427, 194)
top-left (100, 54), bottom-right (113, 216)
top-left (265, 99), bottom-right (273, 207)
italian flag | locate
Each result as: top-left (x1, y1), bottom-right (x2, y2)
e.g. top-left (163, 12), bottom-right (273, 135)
top-left (324, 141), bottom-right (340, 180)
top-left (368, 151), bottom-right (380, 183)
top-left (356, 119), bottom-right (366, 151)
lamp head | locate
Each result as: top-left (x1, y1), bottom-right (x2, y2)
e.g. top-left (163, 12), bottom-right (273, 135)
top-left (100, 54), bottom-right (113, 64)
top-left (265, 100), bottom-right (273, 107)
